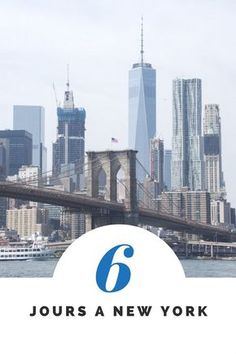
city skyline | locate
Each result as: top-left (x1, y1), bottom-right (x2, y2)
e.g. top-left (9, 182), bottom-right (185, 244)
top-left (0, 0), bottom-right (236, 204)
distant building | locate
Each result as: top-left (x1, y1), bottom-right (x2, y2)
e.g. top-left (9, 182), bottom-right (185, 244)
top-left (143, 177), bottom-right (160, 209)
top-left (52, 80), bottom-right (86, 190)
top-left (231, 208), bottom-right (236, 228)
top-left (42, 183), bottom-right (65, 230)
top-left (0, 228), bottom-right (18, 241)
top-left (13, 105), bottom-right (47, 172)
top-left (18, 165), bottom-right (40, 187)
top-left (60, 208), bottom-right (85, 239)
top-left (184, 191), bottom-right (211, 223)
top-left (171, 78), bottom-right (204, 191)
top-left (160, 191), bottom-right (183, 218)
top-left (6, 206), bottom-right (50, 239)
top-left (203, 104), bottom-right (225, 197)
top-left (160, 189), bottom-right (211, 224)
top-left (0, 139), bottom-right (9, 178)
top-left (0, 130), bottom-right (32, 176)
top-left (128, 20), bottom-right (156, 180)
top-left (150, 138), bottom-right (164, 193)
top-left (0, 140), bottom-right (8, 226)
top-left (164, 149), bottom-right (172, 191)
top-left (211, 199), bottom-right (231, 228)
top-left (7, 165), bottom-right (41, 209)
top-left (71, 212), bottom-right (85, 239)
top-left (19, 165), bottom-right (41, 207)
top-left (42, 182), bottom-right (85, 239)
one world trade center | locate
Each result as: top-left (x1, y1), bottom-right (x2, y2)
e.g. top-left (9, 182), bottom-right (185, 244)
top-left (128, 19), bottom-right (156, 182)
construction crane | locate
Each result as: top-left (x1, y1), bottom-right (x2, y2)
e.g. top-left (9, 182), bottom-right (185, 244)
top-left (52, 82), bottom-right (60, 107)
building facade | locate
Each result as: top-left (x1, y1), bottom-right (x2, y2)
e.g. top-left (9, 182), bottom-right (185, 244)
top-left (6, 206), bottom-right (49, 239)
top-left (0, 130), bottom-right (32, 176)
top-left (150, 137), bottom-right (164, 193)
top-left (0, 141), bottom-right (8, 226)
top-left (128, 22), bottom-right (156, 180)
top-left (211, 199), bottom-right (231, 228)
top-left (160, 191), bottom-right (183, 218)
top-left (164, 149), bottom-right (172, 191)
top-left (18, 165), bottom-right (40, 187)
top-left (231, 208), bottom-right (236, 228)
top-left (13, 105), bottom-right (47, 173)
top-left (203, 104), bottom-right (224, 196)
top-left (60, 209), bottom-right (85, 239)
top-left (160, 189), bottom-right (211, 224)
top-left (171, 78), bottom-right (204, 191)
top-left (0, 139), bottom-right (9, 178)
top-left (143, 177), bottom-right (160, 209)
top-left (7, 165), bottom-right (41, 210)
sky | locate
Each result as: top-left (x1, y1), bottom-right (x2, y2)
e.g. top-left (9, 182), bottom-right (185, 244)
top-left (0, 0), bottom-right (236, 204)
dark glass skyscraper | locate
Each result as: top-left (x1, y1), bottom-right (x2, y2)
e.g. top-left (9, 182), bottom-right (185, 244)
top-left (0, 130), bottom-right (32, 176)
top-left (53, 81), bottom-right (86, 180)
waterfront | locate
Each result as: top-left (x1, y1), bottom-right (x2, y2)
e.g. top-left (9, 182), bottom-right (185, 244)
top-left (1, 258), bottom-right (236, 277)
top-left (181, 259), bottom-right (236, 277)
top-left (0, 259), bottom-right (58, 277)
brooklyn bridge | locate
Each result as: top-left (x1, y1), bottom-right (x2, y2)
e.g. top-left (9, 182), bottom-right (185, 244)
top-left (0, 149), bottom-right (234, 241)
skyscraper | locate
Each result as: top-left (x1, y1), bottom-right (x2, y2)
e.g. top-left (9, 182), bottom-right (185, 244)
top-left (52, 79), bottom-right (86, 188)
top-left (13, 105), bottom-right (47, 173)
top-left (0, 141), bottom-right (8, 227)
top-left (171, 78), bottom-right (204, 191)
top-left (0, 139), bottom-right (9, 178)
top-left (164, 149), bottom-right (172, 191)
top-left (128, 19), bottom-right (156, 180)
top-left (0, 130), bottom-right (32, 176)
top-left (203, 104), bottom-right (224, 195)
top-left (150, 137), bottom-right (164, 193)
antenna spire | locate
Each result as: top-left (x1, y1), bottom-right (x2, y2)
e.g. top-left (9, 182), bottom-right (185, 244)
top-left (66, 64), bottom-right (70, 90)
top-left (141, 16), bottom-right (144, 65)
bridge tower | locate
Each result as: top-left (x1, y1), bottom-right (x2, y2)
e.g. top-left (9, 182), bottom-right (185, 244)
top-left (86, 149), bottom-right (138, 230)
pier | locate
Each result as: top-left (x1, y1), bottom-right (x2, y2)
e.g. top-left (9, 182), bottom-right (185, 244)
top-left (170, 240), bottom-right (236, 259)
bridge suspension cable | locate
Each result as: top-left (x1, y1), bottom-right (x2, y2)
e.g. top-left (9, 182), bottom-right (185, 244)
top-left (135, 157), bottom-right (189, 221)
top-left (5, 154), bottom-right (134, 208)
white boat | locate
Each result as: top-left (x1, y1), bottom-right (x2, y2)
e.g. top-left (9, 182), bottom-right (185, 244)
top-left (0, 243), bottom-right (53, 261)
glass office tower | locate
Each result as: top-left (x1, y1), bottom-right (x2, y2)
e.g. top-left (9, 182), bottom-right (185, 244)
top-left (128, 20), bottom-right (156, 181)
top-left (0, 130), bottom-right (32, 176)
top-left (13, 105), bottom-right (47, 173)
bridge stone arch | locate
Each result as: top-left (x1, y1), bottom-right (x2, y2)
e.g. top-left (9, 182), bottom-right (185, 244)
top-left (86, 150), bottom-right (137, 211)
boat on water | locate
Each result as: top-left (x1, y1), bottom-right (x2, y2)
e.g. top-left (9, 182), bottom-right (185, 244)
top-left (0, 242), bottom-right (53, 261)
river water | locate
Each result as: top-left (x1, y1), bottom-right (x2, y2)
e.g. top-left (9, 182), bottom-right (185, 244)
top-left (1, 258), bottom-right (236, 277)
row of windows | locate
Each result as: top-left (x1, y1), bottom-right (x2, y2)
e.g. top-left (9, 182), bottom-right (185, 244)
top-left (0, 253), bottom-right (46, 258)
top-left (0, 248), bottom-right (41, 252)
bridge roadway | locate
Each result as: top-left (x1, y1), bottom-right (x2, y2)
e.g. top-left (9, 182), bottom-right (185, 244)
top-left (0, 181), bottom-right (233, 240)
